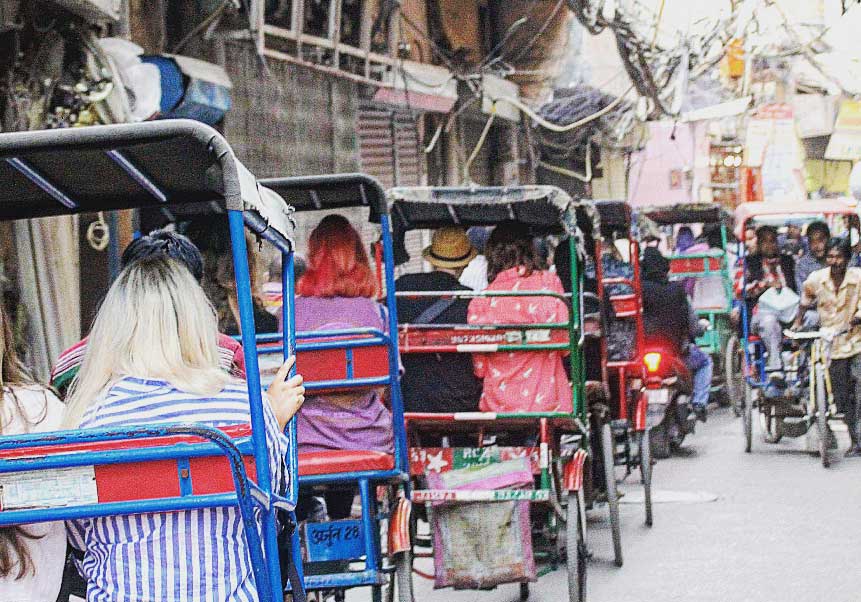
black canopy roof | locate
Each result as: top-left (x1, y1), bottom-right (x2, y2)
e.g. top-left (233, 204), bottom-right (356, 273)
top-left (639, 203), bottom-right (726, 225)
top-left (589, 200), bottom-right (632, 231)
top-left (385, 185), bottom-right (598, 266)
top-left (259, 173), bottom-right (387, 218)
top-left (0, 120), bottom-right (295, 250)
top-left (386, 185), bottom-right (597, 235)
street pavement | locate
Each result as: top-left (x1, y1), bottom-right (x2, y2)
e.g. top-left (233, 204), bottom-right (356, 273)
top-left (404, 407), bottom-right (861, 602)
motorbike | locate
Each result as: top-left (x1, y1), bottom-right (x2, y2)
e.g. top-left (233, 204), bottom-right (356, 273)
top-left (640, 345), bottom-right (697, 459)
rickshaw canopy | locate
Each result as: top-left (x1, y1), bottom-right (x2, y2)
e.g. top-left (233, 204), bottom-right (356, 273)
top-left (386, 185), bottom-right (598, 264)
top-left (734, 200), bottom-right (857, 238)
top-left (641, 203), bottom-right (726, 226)
top-left (590, 200), bottom-right (632, 231)
top-left (259, 173), bottom-right (388, 217)
top-left (0, 120), bottom-right (295, 250)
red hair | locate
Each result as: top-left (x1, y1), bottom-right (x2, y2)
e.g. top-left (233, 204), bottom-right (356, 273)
top-left (297, 215), bottom-right (376, 298)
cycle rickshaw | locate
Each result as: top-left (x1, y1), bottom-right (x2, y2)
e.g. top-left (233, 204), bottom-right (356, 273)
top-left (0, 121), bottom-right (304, 601)
top-left (640, 204), bottom-right (735, 407)
top-left (736, 200), bottom-right (858, 467)
top-left (585, 200), bottom-right (652, 527)
top-left (254, 174), bottom-right (414, 602)
top-left (388, 185), bottom-right (619, 602)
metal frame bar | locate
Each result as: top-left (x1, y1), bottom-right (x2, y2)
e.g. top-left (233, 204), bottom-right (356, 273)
top-left (229, 210), bottom-right (284, 601)
top-left (105, 149), bottom-right (167, 203)
top-left (6, 157), bottom-right (77, 209)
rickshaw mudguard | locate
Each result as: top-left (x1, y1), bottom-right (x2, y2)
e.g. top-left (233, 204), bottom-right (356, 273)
top-left (388, 495), bottom-right (413, 555)
top-left (562, 448), bottom-right (589, 492)
top-left (633, 392), bottom-right (649, 432)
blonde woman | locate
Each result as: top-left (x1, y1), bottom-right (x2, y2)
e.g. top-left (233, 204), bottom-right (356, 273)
top-left (65, 256), bottom-right (304, 602)
top-left (0, 304), bottom-right (66, 602)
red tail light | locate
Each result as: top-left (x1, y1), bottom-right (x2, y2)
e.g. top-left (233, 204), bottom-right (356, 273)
top-left (644, 352), bottom-right (662, 374)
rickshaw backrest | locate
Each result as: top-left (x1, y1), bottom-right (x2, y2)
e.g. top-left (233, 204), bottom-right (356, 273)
top-left (257, 333), bottom-right (392, 394)
top-left (296, 336), bottom-right (391, 393)
top-left (669, 256), bottom-right (723, 275)
top-left (0, 424), bottom-right (256, 509)
top-left (610, 295), bottom-right (639, 318)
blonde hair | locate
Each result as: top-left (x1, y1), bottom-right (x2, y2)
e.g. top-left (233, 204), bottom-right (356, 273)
top-left (65, 256), bottom-right (229, 428)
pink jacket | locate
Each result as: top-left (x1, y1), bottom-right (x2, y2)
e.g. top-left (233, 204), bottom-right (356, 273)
top-left (467, 267), bottom-right (573, 413)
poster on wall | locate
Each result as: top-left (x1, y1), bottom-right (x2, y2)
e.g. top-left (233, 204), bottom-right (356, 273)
top-left (825, 100), bottom-right (861, 161)
top-left (744, 103), bottom-right (805, 202)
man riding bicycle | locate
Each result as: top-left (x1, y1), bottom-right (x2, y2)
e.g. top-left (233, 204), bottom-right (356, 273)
top-left (794, 238), bottom-right (861, 457)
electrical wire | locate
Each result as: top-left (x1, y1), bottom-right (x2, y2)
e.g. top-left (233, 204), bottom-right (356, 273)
top-left (505, 0), bottom-right (567, 66)
top-left (173, 0), bottom-right (231, 53)
top-left (540, 141), bottom-right (593, 182)
top-left (492, 84), bottom-right (635, 133)
top-left (462, 104), bottom-right (496, 183)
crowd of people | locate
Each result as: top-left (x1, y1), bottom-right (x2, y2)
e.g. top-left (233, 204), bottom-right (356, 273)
top-left (7, 208), bottom-right (861, 601)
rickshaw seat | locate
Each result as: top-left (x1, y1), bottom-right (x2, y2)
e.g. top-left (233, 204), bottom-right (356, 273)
top-left (298, 450), bottom-right (395, 476)
top-left (610, 295), bottom-right (640, 318)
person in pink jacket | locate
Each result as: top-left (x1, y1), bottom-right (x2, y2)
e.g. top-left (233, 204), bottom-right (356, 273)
top-left (467, 221), bottom-right (573, 413)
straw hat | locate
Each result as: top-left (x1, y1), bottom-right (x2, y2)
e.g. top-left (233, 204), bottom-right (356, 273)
top-left (422, 227), bottom-right (478, 269)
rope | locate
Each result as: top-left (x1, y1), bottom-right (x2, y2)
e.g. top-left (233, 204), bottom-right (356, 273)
top-left (86, 212), bottom-right (110, 251)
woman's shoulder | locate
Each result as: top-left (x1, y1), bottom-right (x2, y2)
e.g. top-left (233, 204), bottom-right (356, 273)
top-left (3, 384), bottom-right (65, 433)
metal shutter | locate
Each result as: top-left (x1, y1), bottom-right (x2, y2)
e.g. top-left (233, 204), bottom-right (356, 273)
top-left (358, 103), bottom-right (422, 188)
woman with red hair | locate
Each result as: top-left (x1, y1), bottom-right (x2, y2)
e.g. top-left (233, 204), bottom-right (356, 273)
top-left (293, 215), bottom-right (394, 519)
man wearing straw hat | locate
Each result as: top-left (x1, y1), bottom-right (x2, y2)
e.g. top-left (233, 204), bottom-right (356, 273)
top-left (396, 227), bottom-right (483, 414)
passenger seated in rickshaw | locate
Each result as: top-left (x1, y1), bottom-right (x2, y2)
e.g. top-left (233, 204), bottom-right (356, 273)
top-left (779, 220), bottom-right (806, 258)
top-left (641, 248), bottom-right (711, 422)
top-left (293, 215), bottom-right (394, 519)
top-left (0, 303), bottom-right (66, 602)
top-left (459, 226), bottom-right (490, 291)
top-left (744, 225), bottom-right (798, 373)
top-left (51, 230), bottom-right (247, 398)
top-left (679, 225), bottom-right (729, 311)
top-left (395, 227), bottom-right (482, 413)
top-left (590, 233), bottom-right (636, 363)
top-left (185, 218), bottom-right (279, 336)
top-left (64, 257), bottom-right (305, 602)
top-left (467, 221), bottom-right (572, 413)
top-left (794, 221), bottom-right (830, 328)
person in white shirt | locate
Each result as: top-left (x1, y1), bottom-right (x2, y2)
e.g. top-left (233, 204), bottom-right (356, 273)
top-left (0, 304), bottom-right (66, 602)
top-left (459, 227), bottom-right (490, 291)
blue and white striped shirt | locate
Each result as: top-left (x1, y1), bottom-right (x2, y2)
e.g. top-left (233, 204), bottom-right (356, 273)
top-left (67, 376), bottom-right (289, 602)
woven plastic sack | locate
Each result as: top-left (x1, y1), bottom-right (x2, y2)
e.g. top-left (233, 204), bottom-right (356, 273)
top-left (426, 458), bottom-right (536, 589)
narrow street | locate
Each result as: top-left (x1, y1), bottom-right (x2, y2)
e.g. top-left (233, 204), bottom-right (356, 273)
top-left (410, 407), bottom-right (861, 602)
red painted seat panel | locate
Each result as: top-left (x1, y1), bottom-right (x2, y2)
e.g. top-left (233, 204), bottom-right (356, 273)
top-left (298, 450), bottom-right (395, 476)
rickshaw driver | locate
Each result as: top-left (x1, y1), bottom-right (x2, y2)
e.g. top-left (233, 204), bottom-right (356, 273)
top-left (745, 225), bottom-right (798, 375)
top-left (794, 238), bottom-right (861, 456)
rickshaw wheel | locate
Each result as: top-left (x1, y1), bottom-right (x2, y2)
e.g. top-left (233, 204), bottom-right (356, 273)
top-left (519, 582), bottom-right (530, 601)
top-left (760, 406), bottom-right (783, 444)
top-left (640, 429), bottom-right (653, 527)
top-left (566, 492), bottom-right (587, 602)
top-left (601, 423), bottom-right (623, 567)
top-left (815, 366), bottom-right (831, 468)
top-left (743, 382), bottom-right (754, 453)
top-left (393, 551), bottom-right (414, 602)
top-left (725, 335), bottom-right (744, 417)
